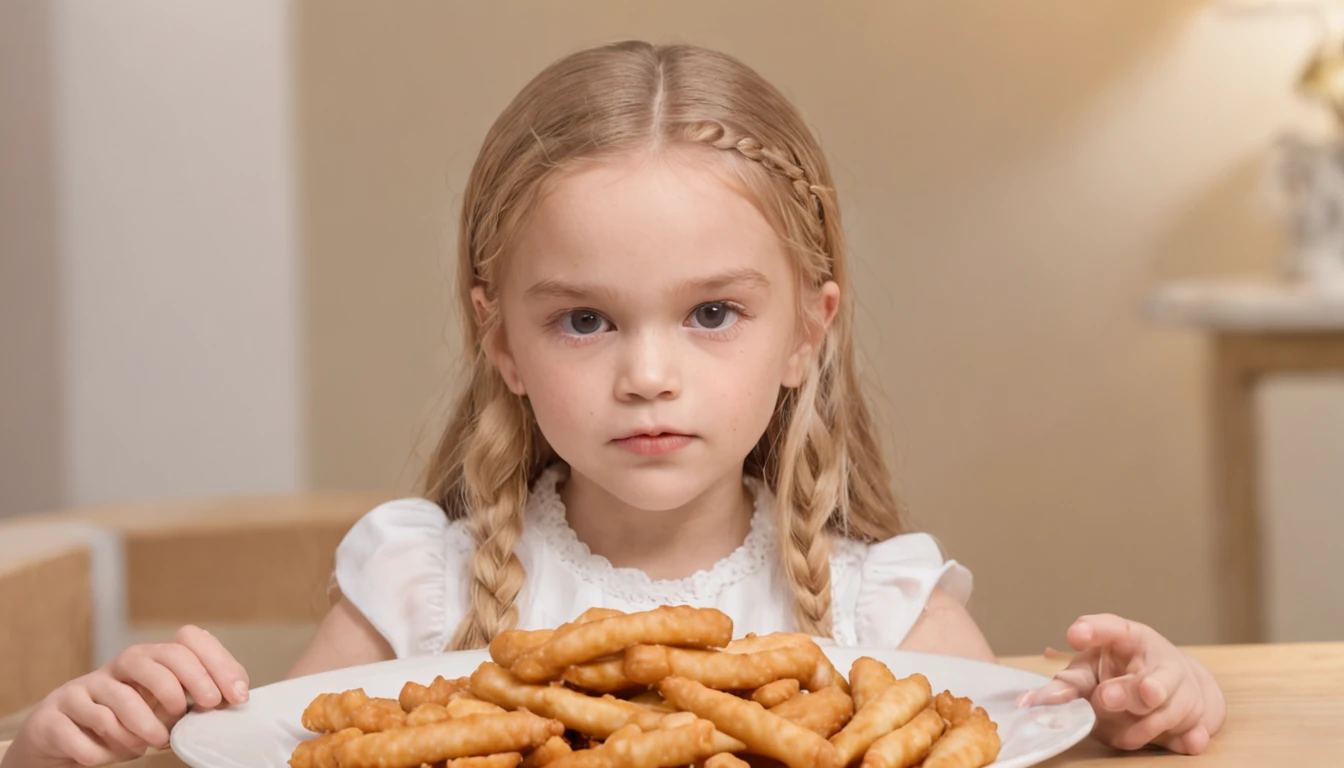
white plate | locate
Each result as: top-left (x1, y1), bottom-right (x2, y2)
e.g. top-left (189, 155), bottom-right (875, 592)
top-left (171, 648), bottom-right (1095, 768)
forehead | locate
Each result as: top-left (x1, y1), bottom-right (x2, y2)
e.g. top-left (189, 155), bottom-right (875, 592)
top-left (502, 147), bottom-right (792, 294)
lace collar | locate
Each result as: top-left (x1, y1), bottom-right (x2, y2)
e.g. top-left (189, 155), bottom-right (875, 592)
top-left (524, 464), bottom-right (776, 604)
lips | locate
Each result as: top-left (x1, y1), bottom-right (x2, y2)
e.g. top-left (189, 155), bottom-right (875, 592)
top-left (613, 429), bottom-right (694, 456)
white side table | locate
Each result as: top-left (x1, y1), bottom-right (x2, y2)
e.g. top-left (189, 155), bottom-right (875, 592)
top-left (1147, 279), bottom-right (1344, 643)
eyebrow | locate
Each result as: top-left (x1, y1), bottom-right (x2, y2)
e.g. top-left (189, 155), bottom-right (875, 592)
top-left (523, 267), bottom-right (771, 300)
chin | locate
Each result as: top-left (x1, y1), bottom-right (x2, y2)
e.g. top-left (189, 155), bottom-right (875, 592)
top-left (572, 459), bottom-right (722, 512)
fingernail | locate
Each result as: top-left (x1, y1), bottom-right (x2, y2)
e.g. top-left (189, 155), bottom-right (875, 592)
top-left (1102, 685), bottom-right (1124, 709)
top-left (233, 681), bottom-right (249, 702)
top-left (1015, 692), bottom-right (1030, 708)
top-left (1075, 622), bottom-right (1092, 640)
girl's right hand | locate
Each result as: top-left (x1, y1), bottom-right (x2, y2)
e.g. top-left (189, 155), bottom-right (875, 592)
top-left (3, 625), bottom-right (250, 768)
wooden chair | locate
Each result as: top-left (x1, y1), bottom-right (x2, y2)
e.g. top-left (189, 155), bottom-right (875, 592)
top-left (0, 490), bottom-right (394, 766)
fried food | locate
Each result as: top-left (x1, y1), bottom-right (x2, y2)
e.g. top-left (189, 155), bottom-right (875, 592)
top-left (861, 708), bottom-right (945, 768)
top-left (562, 657), bottom-right (638, 694)
top-left (768, 687), bottom-right (854, 738)
top-left (623, 644), bottom-right (821, 691)
top-left (471, 662), bottom-right (664, 738)
top-left (850, 658), bottom-right (898, 712)
top-left (922, 708), bottom-right (1000, 768)
top-left (401, 677), bottom-right (473, 712)
top-left (830, 674), bottom-right (932, 767)
top-left (293, 607), bottom-right (999, 768)
top-left (333, 712), bottom-right (562, 768)
top-left (304, 690), bottom-right (371, 733)
top-left (290, 727), bottom-right (362, 768)
top-left (658, 676), bottom-right (839, 768)
top-left (750, 679), bottom-right (800, 708)
top-left (352, 698), bottom-right (408, 733)
top-left (511, 607), bottom-right (733, 683)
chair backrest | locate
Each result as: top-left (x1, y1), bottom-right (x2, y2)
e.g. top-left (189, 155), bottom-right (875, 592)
top-left (0, 491), bottom-right (394, 725)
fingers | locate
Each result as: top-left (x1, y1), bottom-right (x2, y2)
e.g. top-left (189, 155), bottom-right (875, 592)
top-left (175, 625), bottom-right (250, 705)
top-left (1102, 676), bottom-right (1204, 753)
top-left (1066, 614), bottom-right (1150, 656)
top-left (1015, 677), bottom-right (1080, 708)
top-left (1094, 674), bottom-right (1155, 715)
top-left (114, 651), bottom-right (190, 718)
top-left (42, 709), bottom-right (123, 767)
top-left (1160, 724), bottom-right (1211, 756)
top-left (85, 674), bottom-right (172, 749)
top-left (58, 687), bottom-right (151, 757)
top-left (1016, 650), bottom-right (1100, 708)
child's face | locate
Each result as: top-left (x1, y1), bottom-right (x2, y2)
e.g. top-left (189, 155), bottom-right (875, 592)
top-left (478, 147), bottom-right (837, 511)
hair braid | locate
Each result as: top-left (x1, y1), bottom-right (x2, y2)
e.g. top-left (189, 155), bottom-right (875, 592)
top-left (774, 348), bottom-right (844, 637)
top-left (448, 370), bottom-right (532, 650)
top-left (683, 121), bottom-right (826, 235)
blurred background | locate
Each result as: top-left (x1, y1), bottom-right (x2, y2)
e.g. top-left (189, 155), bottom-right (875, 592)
top-left (4, 0), bottom-right (1344, 733)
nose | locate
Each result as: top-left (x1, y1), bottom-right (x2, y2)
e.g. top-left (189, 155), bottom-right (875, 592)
top-left (615, 328), bottom-right (681, 402)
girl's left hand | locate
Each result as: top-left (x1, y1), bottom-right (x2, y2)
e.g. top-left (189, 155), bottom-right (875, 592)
top-left (1015, 613), bottom-right (1226, 755)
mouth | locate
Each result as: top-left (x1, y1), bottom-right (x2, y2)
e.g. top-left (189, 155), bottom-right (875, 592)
top-left (612, 429), bottom-right (695, 456)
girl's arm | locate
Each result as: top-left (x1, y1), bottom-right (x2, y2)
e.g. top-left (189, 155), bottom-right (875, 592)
top-left (897, 587), bottom-right (997, 664)
top-left (286, 598), bottom-right (396, 679)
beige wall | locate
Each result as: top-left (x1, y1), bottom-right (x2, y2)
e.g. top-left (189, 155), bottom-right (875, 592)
top-left (0, 0), bottom-right (62, 518)
top-left (298, 0), bottom-right (1344, 653)
top-left (52, 0), bottom-right (302, 506)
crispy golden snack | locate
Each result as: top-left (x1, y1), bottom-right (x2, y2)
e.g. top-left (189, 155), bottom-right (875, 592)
top-left (447, 698), bottom-right (508, 718)
top-left (511, 607), bottom-right (733, 683)
top-left (520, 736), bottom-right (573, 768)
top-left (334, 711), bottom-right (562, 768)
top-left (627, 691), bottom-right (676, 713)
top-left (860, 708), bottom-right (945, 768)
top-left (850, 658), bottom-right (898, 712)
top-left (569, 607), bottom-right (625, 625)
top-left (658, 676), bottom-right (839, 768)
top-left (704, 754), bottom-right (751, 768)
top-left (767, 687), bottom-right (853, 738)
top-left (922, 710), bottom-right (1000, 768)
top-left (722, 633), bottom-right (808, 654)
top-left (932, 691), bottom-right (984, 729)
top-left (722, 634), bottom-right (845, 693)
top-left (624, 644), bottom-right (821, 691)
top-left (407, 704), bottom-right (453, 727)
top-left (401, 677), bottom-right (473, 712)
top-left (603, 719), bottom-right (718, 768)
top-left (470, 662), bottom-right (664, 738)
top-left (353, 698), bottom-right (409, 733)
top-left (447, 754), bottom-right (523, 768)
top-left (498, 608), bottom-right (625, 669)
top-left (490, 631), bottom-right (556, 668)
top-left (561, 657), bottom-right (637, 694)
top-left (829, 674), bottom-right (932, 767)
top-left (750, 679), bottom-right (800, 709)
top-left (290, 727), bottom-right (362, 768)
top-left (304, 690), bottom-right (372, 733)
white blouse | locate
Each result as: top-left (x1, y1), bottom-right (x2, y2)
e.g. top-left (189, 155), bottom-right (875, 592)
top-left (334, 465), bottom-right (972, 657)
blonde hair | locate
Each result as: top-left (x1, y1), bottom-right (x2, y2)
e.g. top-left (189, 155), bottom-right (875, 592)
top-left (423, 41), bottom-right (906, 649)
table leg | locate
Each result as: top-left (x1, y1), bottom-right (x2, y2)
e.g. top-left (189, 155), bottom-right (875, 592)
top-left (1211, 335), bottom-right (1263, 643)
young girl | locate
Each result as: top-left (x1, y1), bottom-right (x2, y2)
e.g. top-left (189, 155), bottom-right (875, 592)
top-left (4, 41), bottom-right (1224, 768)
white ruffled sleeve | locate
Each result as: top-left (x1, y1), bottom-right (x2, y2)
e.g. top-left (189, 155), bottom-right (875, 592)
top-left (854, 533), bottom-right (973, 648)
top-left (333, 498), bottom-right (473, 658)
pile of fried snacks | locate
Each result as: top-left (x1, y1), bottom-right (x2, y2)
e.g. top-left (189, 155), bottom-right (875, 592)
top-left (292, 606), bottom-right (1000, 768)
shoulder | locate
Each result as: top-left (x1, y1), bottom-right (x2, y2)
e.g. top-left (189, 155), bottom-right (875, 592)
top-left (333, 498), bottom-right (474, 657)
top-left (832, 532), bottom-right (974, 647)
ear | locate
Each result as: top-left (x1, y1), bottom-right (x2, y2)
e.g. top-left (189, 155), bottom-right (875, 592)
top-left (471, 285), bottom-right (527, 395)
top-left (783, 280), bottom-right (840, 388)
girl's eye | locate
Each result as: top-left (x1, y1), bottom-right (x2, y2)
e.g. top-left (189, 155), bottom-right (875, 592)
top-left (560, 310), bottom-right (610, 336)
top-left (688, 302), bottom-right (740, 331)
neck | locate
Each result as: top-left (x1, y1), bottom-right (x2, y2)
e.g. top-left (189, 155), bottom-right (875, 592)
top-left (559, 467), bottom-right (756, 581)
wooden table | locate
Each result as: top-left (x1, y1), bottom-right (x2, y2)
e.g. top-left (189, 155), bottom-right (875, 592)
top-left (1, 642), bottom-right (1340, 767)
top-left (1147, 279), bottom-right (1344, 643)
